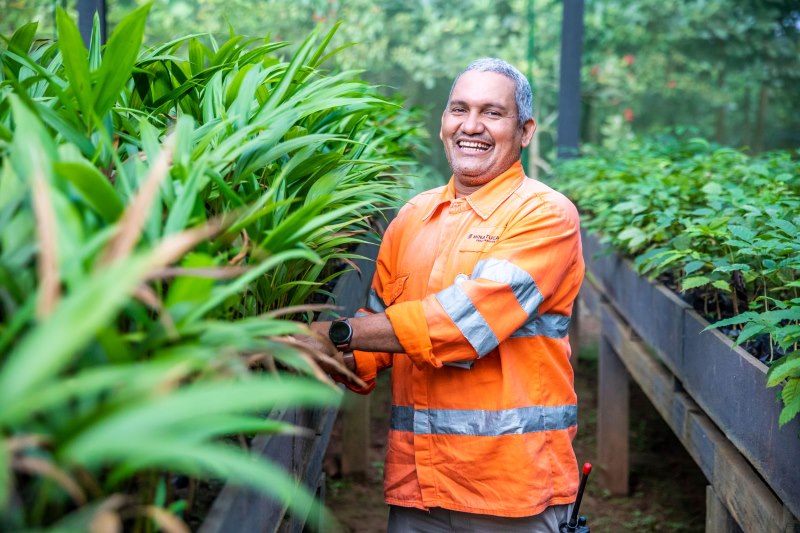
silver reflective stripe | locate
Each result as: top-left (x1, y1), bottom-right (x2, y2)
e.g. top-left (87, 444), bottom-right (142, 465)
top-left (391, 404), bottom-right (577, 435)
top-left (472, 258), bottom-right (543, 316)
top-left (444, 359), bottom-right (475, 369)
top-left (436, 283), bottom-right (498, 357)
top-left (366, 287), bottom-right (386, 313)
top-left (510, 314), bottom-right (571, 339)
top-left (392, 405), bottom-right (415, 432)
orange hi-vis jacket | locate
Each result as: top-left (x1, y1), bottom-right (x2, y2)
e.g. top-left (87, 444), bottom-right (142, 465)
top-left (350, 161), bottom-right (585, 518)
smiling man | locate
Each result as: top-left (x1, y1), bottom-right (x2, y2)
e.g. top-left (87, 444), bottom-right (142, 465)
top-left (308, 58), bottom-right (585, 532)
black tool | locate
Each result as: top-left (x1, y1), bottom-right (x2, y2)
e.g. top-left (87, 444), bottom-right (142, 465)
top-left (559, 462), bottom-right (592, 533)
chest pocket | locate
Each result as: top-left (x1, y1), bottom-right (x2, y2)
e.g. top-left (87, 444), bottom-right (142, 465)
top-left (458, 226), bottom-right (504, 253)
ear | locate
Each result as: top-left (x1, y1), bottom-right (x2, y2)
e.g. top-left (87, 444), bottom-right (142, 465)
top-left (520, 118), bottom-right (536, 148)
top-left (439, 111), bottom-right (446, 143)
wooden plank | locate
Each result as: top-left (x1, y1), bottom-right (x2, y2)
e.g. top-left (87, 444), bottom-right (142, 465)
top-left (712, 436), bottom-right (787, 533)
top-left (597, 303), bottom-right (799, 532)
top-left (579, 275), bottom-right (602, 315)
top-left (706, 486), bottom-right (742, 533)
top-left (597, 335), bottom-right (629, 496)
top-left (683, 310), bottom-right (800, 519)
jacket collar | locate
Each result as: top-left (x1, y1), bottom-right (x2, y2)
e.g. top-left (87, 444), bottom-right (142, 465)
top-left (422, 160), bottom-right (526, 222)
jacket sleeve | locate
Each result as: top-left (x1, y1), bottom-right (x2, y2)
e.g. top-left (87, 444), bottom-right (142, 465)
top-left (385, 199), bottom-right (583, 369)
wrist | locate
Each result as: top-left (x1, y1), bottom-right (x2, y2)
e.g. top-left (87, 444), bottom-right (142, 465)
top-left (328, 318), bottom-right (353, 351)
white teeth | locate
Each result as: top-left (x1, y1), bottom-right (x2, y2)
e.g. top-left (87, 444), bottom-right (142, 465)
top-left (458, 140), bottom-right (490, 151)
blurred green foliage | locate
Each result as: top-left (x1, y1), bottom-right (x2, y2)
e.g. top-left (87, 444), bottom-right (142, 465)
top-left (5, 0), bottom-right (795, 177)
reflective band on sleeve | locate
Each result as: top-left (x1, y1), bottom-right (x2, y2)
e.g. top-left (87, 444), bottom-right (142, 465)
top-left (444, 359), bottom-right (475, 369)
top-left (472, 258), bottom-right (543, 316)
top-left (510, 314), bottom-right (571, 339)
top-left (436, 283), bottom-right (499, 357)
top-left (366, 287), bottom-right (387, 313)
top-left (391, 405), bottom-right (415, 432)
top-left (390, 404), bottom-right (577, 436)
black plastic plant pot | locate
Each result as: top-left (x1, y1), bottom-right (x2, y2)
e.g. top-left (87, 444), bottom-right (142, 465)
top-left (582, 231), bottom-right (688, 375)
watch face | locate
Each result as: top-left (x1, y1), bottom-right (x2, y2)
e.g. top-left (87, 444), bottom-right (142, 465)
top-left (329, 320), bottom-right (352, 344)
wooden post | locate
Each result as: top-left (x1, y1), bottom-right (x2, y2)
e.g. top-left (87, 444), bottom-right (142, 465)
top-left (77, 0), bottom-right (106, 46)
top-left (557, 0), bottom-right (585, 159)
top-left (597, 334), bottom-right (629, 495)
top-left (706, 485), bottom-right (743, 533)
top-left (341, 394), bottom-right (370, 477)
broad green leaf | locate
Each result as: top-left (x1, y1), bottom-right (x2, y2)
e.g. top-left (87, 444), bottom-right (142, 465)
top-left (779, 378), bottom-right (800, 427)
top-left (713, 263), bottom-right (751, 273)
top-left (711, 280), bottom-right (731, 292)
top-left (618, 226), bottom-right (647, 249)
top-left (734, 321), bottom-right (766, 346)
top-left (727, 225), bottom-right (756, 243)
top-left (54, 161), bottom-right (123, 222)
top-left (706, 311), bottom-right (759, 330)
top-left (683, 260), bottom-right (705, 275)
top-left (767, 354), bottom-right (800, 387)
top-left (681, 276), bottom-right (711, 291)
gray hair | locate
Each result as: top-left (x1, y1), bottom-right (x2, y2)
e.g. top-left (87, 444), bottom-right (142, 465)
top-left (449, 58), bottom-right (533, 127)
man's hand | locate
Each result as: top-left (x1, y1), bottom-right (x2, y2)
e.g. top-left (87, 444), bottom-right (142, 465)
top-left (292, 321), bottom-right (363, 387)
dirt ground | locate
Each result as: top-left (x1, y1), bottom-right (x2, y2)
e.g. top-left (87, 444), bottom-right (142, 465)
top-left (325, 313), bottom-right (707, 532)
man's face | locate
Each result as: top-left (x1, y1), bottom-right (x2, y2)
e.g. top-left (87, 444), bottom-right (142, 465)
top-left (440, 70), bottom-right (535, 191)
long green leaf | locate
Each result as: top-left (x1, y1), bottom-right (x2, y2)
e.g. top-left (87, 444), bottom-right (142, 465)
top-left (54, 161), bottom-right (123, 222)
top-left (56, 7), bottom-right (94, 127)
top-left (93, 3), bottom-right (151, 117)
top-left (0, 254), bottom-right (154, 410)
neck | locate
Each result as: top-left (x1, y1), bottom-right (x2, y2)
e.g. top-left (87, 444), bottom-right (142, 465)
top-left (454, 180), bottom-right (483, 198)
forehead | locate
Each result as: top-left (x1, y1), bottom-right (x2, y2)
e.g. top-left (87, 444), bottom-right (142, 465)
top-left (449, 70), bottom-right (516, 108)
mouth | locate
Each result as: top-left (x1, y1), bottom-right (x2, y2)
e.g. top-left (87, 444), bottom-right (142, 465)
top-left (456, 139), bottom-right (492, 154)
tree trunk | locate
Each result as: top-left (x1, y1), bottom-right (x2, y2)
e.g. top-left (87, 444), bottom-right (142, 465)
top-left (741, 87), bottom-right (751, 149)
top-left (714, 71), bottom-right (726, 144)
top-left (753, 84), bottom-right (769, 153)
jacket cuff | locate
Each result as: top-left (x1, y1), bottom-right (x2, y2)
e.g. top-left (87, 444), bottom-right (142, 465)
top-left (332, 350), bottom-right (376, 394)
top-left (385, 300), bottom-right (441, 369)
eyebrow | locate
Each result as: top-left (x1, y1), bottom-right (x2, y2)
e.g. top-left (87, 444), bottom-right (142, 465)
top-left (448, 99), bottom-right (512, 112)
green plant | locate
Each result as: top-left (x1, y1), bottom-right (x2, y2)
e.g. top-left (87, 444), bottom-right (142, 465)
top-left (553, 134), bottom-right (800, 428)
top-left (0, 7), bottom-right (427, 531)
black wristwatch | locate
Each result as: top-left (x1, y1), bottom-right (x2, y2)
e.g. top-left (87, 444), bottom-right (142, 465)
top-left (328, 318), bottom-right (353, 350)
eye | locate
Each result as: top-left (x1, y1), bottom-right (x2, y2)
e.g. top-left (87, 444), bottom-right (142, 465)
top-left (484, 110), bottom-right (502, 118)
top-left (450, 106), bottom-right (467, 114)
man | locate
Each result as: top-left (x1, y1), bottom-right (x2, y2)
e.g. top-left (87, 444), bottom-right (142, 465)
top-left (309, 58), bottom-right (584, 532)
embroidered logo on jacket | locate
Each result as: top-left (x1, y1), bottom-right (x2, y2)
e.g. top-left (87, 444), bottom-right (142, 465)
top-left (465, 232), bottom-right (499, 243)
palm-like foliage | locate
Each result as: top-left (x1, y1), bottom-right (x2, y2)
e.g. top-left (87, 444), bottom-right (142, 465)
top-left (0, 7), bottom-right (426, 531)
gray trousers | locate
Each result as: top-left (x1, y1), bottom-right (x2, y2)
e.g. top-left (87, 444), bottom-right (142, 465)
top-left (387, 504), bottom-right (571, 533)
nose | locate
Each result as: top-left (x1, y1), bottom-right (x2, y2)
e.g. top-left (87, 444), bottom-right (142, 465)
top-left (461, 110), bottom-right (485, 135)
